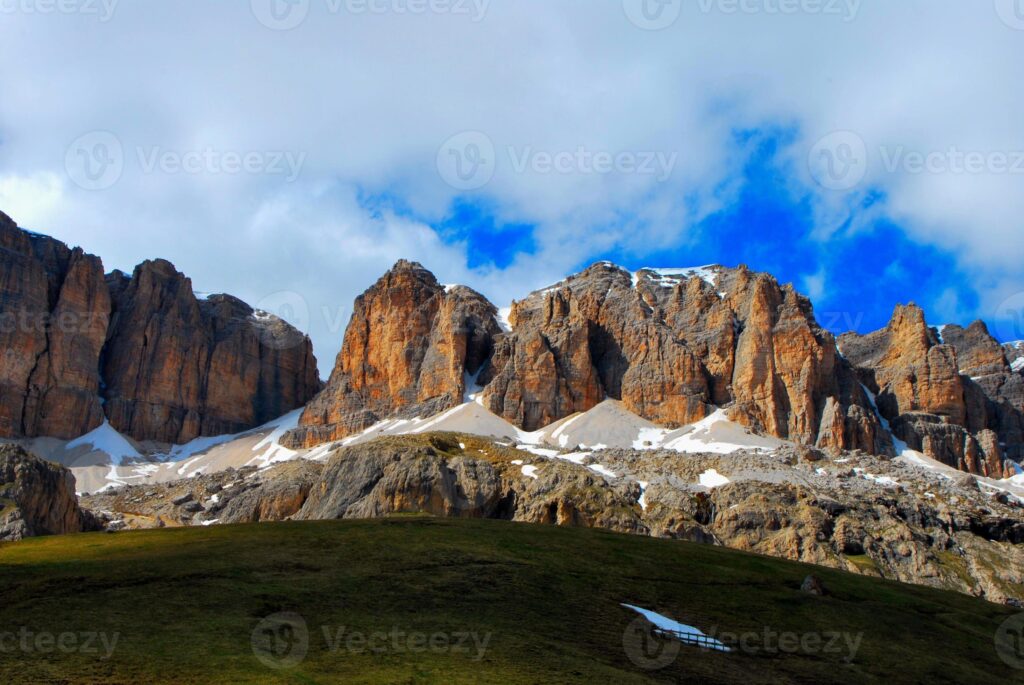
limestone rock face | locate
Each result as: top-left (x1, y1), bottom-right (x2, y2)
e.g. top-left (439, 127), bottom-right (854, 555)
top-left (0, 211), bottom-right (110, 440)
top-left (289, 261), bottom-right (884, 454)
top-left (841, 306), bottom-right (1024, 476)
top-left (285, 260), bottom-right (501, 447)
top-left (0, 211), bottom-right (320, 445)
top-left (481, 263), bottom-right (884, 453)
top-left (0, 444), bottom-right (97, 540)
top-left (102, 260), bottom-right (321, 444)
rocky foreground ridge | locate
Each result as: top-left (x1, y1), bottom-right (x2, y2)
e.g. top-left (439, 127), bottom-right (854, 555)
top-left (83, 432), bottom-right (1024, 604)
top-left (285, 259), bottom-right (1024, 478)
top-left (0, 211), bottom-right (321, 444)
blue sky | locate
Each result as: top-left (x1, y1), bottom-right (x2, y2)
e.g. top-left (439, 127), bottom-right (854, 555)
top-left (1, 2), bottom-right (1022, 374)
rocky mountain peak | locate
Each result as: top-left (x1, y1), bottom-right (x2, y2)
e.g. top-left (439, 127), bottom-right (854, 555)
top-left (842, 303), bottom-right (1024, 476)
top-left (0, 213), bottom-right (321, 445)
top-left (289, 259), bottom-right (887, 457)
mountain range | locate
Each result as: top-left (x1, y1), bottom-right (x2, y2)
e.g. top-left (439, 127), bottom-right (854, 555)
top-left (4, 209), bottom-right (1024, 604)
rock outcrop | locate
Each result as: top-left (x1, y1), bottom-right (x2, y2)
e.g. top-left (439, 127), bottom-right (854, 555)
top-left (285, 261), bottom-right (501, 447)
top-left (290, 261), bottom-right (886, 455)
top-left (102, 260), bottom-right (321, 444)
top-left (840, 306), bottom-right (1023, 477)
top-left (0, 211), bottom-right (321, 445)
top-left (0, 211), bottom-right (110, 440)
top-left (0, 444), bottom-right (97, 540)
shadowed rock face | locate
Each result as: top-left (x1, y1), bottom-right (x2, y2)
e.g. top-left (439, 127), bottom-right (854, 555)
top-left (285, 260), bottom-right (501, 448)
top-left (0, 211), bottom-right (110, 440)
top-left (102, 260), bottom-right (322, 444)
top-left (290, 261), bottom-right (887, 456)
top-left (840, 306), bottom-right (1024, 477)
top-left (0, 444), bottom-right (97, 540)
top-left (0, 211), bottom-right (321, 444)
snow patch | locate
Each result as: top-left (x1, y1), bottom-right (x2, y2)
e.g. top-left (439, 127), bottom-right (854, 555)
top-left (588, 464), bottom-right (617, 479)
top-left (620, 604), bottom-right (730, 652)
top-left (521, 464), bottom-right (539, 479)
top-left (636, 265), bottom-right (720, 289)
top-left (66, 421), bottom-right (142, 466)
top-left (698, 468), bottom-right (730, 489)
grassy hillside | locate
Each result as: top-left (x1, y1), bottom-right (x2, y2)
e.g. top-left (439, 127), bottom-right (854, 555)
top-left (0, 518), bottom-right (1020, 684)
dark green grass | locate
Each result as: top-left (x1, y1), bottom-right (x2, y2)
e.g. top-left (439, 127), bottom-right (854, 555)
top-left (0, 517), bottom-right (1020, 684)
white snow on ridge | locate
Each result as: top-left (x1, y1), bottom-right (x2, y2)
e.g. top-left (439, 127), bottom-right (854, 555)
top-left (496, 307), bottom-right (513, 333)
top-left (637, 265), bottom-right (721, 289)
top-left (247, 409), bottom-right (302, 467)
top-left (698, 468), bottom-right (730, 489)
top-left (1012, 357), bottom-right (1024, 373)
top-left (588, 464), bottom-right (618, 479)
top-left (66, 421), bottom-right (142, 466)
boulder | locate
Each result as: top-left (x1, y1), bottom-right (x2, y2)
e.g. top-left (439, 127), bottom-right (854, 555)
top-left (0, 444), bottom-right (97, 540)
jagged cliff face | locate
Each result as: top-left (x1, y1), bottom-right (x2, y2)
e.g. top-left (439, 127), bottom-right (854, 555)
top-left (0, 212), bottom-right (110, 439)
top-left (481, 263), bottom-right (883, 454)
top-left (102, 261), bottom-right (321, 444)
top-left (839, 306), bottom-right (1024, 478)
top-left (0, 211), bottom-right (321, 445)
top-left (290, 261), bottom-right (887, 455)
top-left (286, 260), bottom-right (501, 447)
